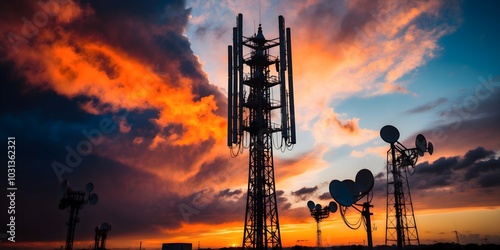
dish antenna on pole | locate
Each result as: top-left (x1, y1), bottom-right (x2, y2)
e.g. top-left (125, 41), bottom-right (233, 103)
top-left (329, 169), bottom-right (376, 250)
top-left (307, 199), bottom-right (338, 250)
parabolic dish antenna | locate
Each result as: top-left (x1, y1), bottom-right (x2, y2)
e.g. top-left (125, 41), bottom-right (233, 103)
top-left (307, 200), bottom-right (315, 210)
top-left (329, 180), bottom-right (352, 207)
top-left (86, 182), bottom-right (94, 193)
top-left (315, 204), bottom-right (322, 211)
top-left (428, 142), bottom-right (434, 155)
top-left (58, 200), bottom-right (68, 210)
top-left (88, 193), bottom-right (98, 205)
top-left (342, 179), bottom-right (360, 203)
top-left (380, 125), bottom-right (400, 143)
top-left (415, 134), bottom-right (427, 153)
top-left (329, 201), bottom-right (338, 213)
top-left (355, 169), bottom-right (374, 195)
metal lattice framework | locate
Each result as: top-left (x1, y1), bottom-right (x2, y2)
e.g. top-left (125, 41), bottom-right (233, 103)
top-left (62, 191), bottom-right (86, 250)
top-left (59, 181), bottom-right (98, 250)
top-left (228, 13), bottom-right (295, 249)
top-left (385, 143), bottom-right (421, 248)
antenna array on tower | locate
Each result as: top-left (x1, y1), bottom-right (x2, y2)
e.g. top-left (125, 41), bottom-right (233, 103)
top-left (227, 13), bottom-right (296, 249)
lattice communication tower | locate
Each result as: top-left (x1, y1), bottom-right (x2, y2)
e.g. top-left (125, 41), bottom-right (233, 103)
top-left (380, 125), bottom-right (434, 249)
top-left (227, 13), bottom-right (296, 249)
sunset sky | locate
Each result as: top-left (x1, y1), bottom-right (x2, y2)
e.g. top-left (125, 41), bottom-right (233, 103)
top-left (0, 0), bottom-right (499, 249)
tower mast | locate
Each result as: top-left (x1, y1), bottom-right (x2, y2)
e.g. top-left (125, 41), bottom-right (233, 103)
top-left (381, 126), bottom-right (434, 249)
top-left (228, 14), bottom-right (296, 249)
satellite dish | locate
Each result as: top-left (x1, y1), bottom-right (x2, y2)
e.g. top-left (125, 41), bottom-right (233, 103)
top-left (100, 223), bottom-right (111, 231)
top-left (380, 125), bottom-right (400, 143)
top-left (86, 182), bottom-right (94, 193)
top-left (58, 200), bottom-right (68, 210)
top-left (60, 180), bottom-right (69, 195)
top-left (315, 204), bottom-right (322, 211)
top-left (88, 193), bottom-right (98, 205)
top-left (307, 200), bottom-right (315, 210)
top-left (355, 169), bottom-right (374, 195)
top-left (415, 134), bottom-right (427, 153)
top-left (329, 201), bottom-right (338, 213)
top-left (428, 142), bottom-right (434, 155)
top-left (342, 179), bottom-right (360, 203)
top-left (329, 180), bottom-right (352, 207)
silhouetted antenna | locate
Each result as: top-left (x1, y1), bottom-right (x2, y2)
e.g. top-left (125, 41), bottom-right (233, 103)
top-left (381, 125), bottom-right (434, 249)
top-left (307, 200), bottom-right (337, 250)
top-left (227, 13), bottom-right (296, 249)
top-left (94, 222), bottom-right (111, 250)
top-left (452, 230), bottom-right (460, 245)
top-left (329, 169), bottom-right (376, 250)
top-left (59, 180), bottom-right (99, 250)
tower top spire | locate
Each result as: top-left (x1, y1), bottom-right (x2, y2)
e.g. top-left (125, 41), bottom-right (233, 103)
top-left (256, 24), bottom-right (265, 41)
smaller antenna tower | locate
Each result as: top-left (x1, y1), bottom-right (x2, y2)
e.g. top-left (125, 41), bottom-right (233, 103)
top-left (380, 125), bottom-right (434, 250)
top-left (307, 200), bottom-right (338, 250)
top-left (329, 169), bottom-right (376, 250)
top-left (94, 223), bottom-right (111, 250)
top-left (59, 180), bottom-right (99, 250)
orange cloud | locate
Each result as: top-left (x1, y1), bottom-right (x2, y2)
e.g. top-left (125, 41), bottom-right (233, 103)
top-left (1, 2), bottom-right (225, 148)
top-left (312, 108), bottom-right (378, 147)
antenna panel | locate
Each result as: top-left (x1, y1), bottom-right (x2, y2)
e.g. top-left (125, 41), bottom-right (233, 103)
top-left (278, 15), bottom-right (288, 140)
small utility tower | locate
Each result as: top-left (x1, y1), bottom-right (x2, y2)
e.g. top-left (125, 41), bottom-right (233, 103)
top-left (380, 125), bottom-right (434, 249)
top-left (59, 181), bottom-right (98, 250)
top-left (227, 13), bottom-right (296, 249)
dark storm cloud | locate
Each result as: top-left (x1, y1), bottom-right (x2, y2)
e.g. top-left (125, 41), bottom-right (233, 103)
top-left (277, 190), bottom-right (292, 211)
top-left (176, 189), bottom-right (292, 225)
top-left (411, 147), bottom-right (500, 191)
top-left (371, 171), bottom-right (386, 194)
top-left (367, 147), bottom-right (499, 211)
top-left (291, 186), bottom-right (318, 201)
top-left (0, 0), bottom-right (234, 243)
top-left (218, 188), bottom-right (243, 198)
top-left (195, 24), bottom-right (210, 38)
top-left (404, 97), bottom-right (448, 114)
top-left (456, 147), bottom-right (495, 170)
top-left (194, 23), bottom-right (228, 41)
top-left (464, 157), bottom-right (500, 181)
top-left (318, 192), bottom-right (331, 200)
top-left (417, 156), bottom-right (458, 175)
